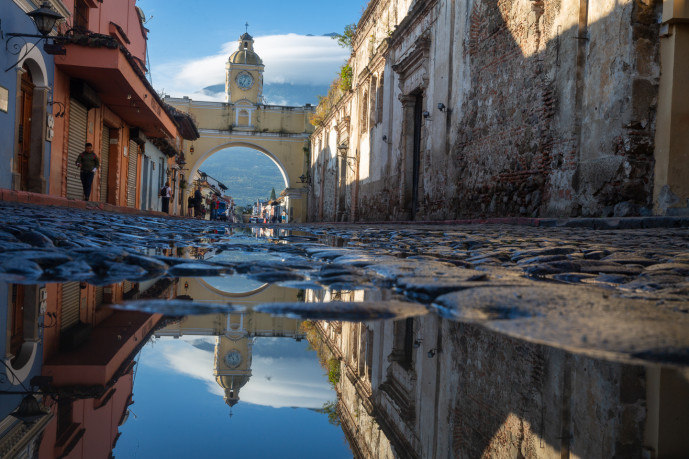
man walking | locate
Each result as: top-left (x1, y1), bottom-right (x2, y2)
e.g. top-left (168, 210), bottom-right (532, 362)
top-left (76, 143), bottom-right (99, 201)
top-left (161, 181), bottom-right (171, 214)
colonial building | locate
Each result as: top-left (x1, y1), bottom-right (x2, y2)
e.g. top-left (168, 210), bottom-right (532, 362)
top-left (165, 32), bottom-right (314, 222)
top-left (0, 0), bottom-right (198, 214)
top-left (309, 0), bottom-right (688, 221)
top-left (0, 0), bottom-right (67, 194)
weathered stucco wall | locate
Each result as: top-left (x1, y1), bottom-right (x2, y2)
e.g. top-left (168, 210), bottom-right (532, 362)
top-left (309, 0), bottom-right (663, 221)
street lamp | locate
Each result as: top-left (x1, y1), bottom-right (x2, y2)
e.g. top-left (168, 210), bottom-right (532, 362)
top-left (27, 2), bottom-right (64, 36)
top-left (11, 394), bottom-right (50, 423)
top-left (3, 2), bottom-right (65, 71)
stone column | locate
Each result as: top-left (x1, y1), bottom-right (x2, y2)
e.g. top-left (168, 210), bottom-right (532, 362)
top-left (654, 1), bottom-right (689, 215)
top-left (399, 94), bottom-right (417, 220)
top-left (28, 86), bottom-right (49, 193)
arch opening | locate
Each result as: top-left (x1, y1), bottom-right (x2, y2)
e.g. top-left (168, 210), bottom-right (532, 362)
top-left (189, 144), bottom-right (289, 209)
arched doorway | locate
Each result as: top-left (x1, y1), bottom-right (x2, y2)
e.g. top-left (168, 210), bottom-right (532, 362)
top-left (17, 65), bottom-right (34, 191)
top-left (13, 45), bottom-right (50, 194)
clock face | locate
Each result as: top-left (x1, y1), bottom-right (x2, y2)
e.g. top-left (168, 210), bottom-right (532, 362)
top-left (225, 350), bottom-right (242, 368)
top-left (236, 73), bottom-right (254, 90)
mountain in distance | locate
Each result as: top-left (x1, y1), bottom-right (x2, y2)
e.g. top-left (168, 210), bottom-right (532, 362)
top-left (199, 147), bottom-right (286, 207)
top-left (202, 82), bottom-right (329, 107)
top-left (307, 32), bottom-right (339, 37)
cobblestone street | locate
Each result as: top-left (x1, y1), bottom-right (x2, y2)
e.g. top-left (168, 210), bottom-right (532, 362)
top-left (1, 201), bottom-right (688, 368)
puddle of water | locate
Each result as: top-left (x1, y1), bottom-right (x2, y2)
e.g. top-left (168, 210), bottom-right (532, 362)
top-left (1, 208), bottom-right (688, 457)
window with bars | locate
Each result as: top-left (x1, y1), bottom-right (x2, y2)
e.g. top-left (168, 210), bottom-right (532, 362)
top-left (74, 0), bottom-right (89, 31)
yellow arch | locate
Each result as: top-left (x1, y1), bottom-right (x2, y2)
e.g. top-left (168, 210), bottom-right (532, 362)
top-left (190, 141), bottom-right (290, 189)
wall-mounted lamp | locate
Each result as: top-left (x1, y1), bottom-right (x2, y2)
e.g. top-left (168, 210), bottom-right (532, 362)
top-left (413, 338), bottom-right (423, 349)
top-left (422, 110), bottom-right (431, 120)
top-left (298, 173), bottom-right (311, 184)
top-left (3, 2), bottom-right (65, 72)
top-left (382, 135), bottom-right (388, 142)
top-left (437, 103), bottom-right (446, 112)
top-left (427, 348), bottom-right (437, 358)
top-left (190, 145), bottom-right (195, 154)
top-left (184, 281), bottom-right (189, 291)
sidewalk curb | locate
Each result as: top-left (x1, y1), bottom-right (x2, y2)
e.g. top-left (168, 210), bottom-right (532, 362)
top-left (0, 187), bottom-right (187, 219)
top-left (3, 188), bottom-right (689, 229)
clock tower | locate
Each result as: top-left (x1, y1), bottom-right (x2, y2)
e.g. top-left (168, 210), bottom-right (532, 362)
top-left (214, 321), bottom-right (253, 408)
top-left (225, 32), bottom-right (264, 105)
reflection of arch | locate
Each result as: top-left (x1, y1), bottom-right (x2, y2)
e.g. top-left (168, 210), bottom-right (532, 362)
top-left (197, 278), bottom-right (270, 298)
top-left (190, 142), bottom-right (290, 190)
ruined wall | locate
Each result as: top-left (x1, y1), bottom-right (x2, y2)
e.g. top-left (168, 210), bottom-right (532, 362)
top-left (309, 0), bottom-right (663, 221)
top-left (447, 0), bottom-right (661, 218)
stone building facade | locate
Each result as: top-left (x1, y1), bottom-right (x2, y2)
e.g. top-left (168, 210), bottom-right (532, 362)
top-left (309, 0), bottom-right (688, 221)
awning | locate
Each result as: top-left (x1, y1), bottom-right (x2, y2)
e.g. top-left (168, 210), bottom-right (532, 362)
top-left (55, 39), bottom-right (178, 139)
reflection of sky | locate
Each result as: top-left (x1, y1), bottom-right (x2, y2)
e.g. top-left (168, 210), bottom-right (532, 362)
top-left (114, 336), bottom-right (351, 458)
top-left (203, 275), bottom-right (265, 293)
top-left (203, 249), bottom-right (287, 293)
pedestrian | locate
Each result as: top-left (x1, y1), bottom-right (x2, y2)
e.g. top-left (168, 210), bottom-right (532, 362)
top-left (210, 196), bottom-right (217, 220)
top-left (194, 187), bottom-right (202, 218)
top-left (187, 195), bottom-right (194, 216)
top-left (160, 181), bottom-right (171, 213)
top-left (75, 142), bottom-right (99, 201)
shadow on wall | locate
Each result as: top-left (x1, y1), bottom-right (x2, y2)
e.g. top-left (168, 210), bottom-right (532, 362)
top-left (309, 0), bottom-right (661, 222)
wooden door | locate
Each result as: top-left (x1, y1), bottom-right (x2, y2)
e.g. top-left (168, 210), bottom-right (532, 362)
top-left (411, 93), bottom-right (423, 220)
top-left (18, 69), bottom-right (34, 191)
top-left (10, 285), bottom-right (25, 358)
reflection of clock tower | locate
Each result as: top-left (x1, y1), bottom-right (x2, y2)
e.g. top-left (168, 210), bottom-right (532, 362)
top-left (213, 318), bottom-right (253, 408)
top-left (225, 32), bottom-right (264, 105)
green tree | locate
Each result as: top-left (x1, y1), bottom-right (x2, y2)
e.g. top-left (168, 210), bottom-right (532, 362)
top-left (339, 64), bottom-right (353, 91)
top-left (269, 188), bottom-right (276, 200)
top-left (333, 23), bottom-right (357, 50)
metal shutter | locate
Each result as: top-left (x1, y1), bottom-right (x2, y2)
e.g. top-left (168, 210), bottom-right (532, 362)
top-left (126, 139), bottom-right (138, 207)
top-left (61, 282), bottom-right (81, 330)
top-left (100, 125), bottom-right (110, 203)
top-left (141, 155), bottom-right (149, 209)
top-left (123, 280), bottom-right (132, 294)
top-left (95, 285), bottom-right (104, 307)
top-left (66, 99), bottom-right (88, 200)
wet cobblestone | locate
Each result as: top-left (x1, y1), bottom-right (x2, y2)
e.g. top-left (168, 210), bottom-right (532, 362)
top-left (1, 201), bottom-right (688, 365)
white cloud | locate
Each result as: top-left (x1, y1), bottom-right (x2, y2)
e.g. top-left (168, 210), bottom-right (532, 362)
top-left (149, 336), bottom-right (334, 409)
top-left (151, 34), bottom-right (348, 102)
top-left (241, 355), bottom-right (333, 409)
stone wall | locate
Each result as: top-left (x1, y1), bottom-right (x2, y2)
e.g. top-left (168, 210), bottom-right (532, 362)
top-left (309, 0), bottom-right (663, 221)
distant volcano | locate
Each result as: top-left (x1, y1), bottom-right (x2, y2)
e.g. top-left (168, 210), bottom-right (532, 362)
top-left (202, 82), bottom-right (329, 107)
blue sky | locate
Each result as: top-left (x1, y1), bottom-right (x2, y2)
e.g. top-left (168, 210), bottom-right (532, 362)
top-left (137, 0), bottom-right (368, 100)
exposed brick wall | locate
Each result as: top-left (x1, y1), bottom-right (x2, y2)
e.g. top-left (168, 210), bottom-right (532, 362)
top-left (448, 0), bottom-right (557, 218)
top-left (446, 0), bottom-right (661, 219)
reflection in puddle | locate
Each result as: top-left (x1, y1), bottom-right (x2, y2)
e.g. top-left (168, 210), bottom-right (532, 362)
top-left (112, 314), bottom-right (349, 458)
top-left (0, 220), bottom-right (688, 458)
